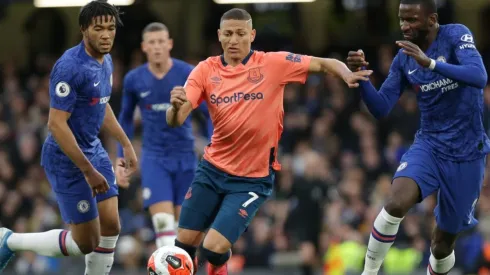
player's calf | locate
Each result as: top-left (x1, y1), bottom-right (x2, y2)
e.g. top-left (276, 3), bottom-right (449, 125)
top-left (201, 229), bottom-right (231, 275)
top-left (0, 217), bottom-right (101, 270)
top-left (85, 197), bottom-right (121, 275)
top-left (362, 177), bottom-right (420, 275)
top-left (427, 227), bottom-right (457, 275)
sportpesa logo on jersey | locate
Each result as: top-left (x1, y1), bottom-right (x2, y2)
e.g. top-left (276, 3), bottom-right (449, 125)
top-left (210, 92), bottom-right (264, 106)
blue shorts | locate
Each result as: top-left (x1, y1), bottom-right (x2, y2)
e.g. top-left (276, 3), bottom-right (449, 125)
top-left (140, 152), bottom-right (196, 209)
top-left (394, 142), bottom-right (485, 234)
top-left (179, 159), bottom-right (274, 244)
top-left (44, 150), bottom-right (118, 224)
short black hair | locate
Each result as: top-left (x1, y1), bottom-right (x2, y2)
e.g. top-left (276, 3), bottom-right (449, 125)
top-left (79, 0), bottom-right (123, 31)
top-left (220, 8), bottom-right (252, 23)
top-left (142, 22), bottom-right (169, 40)
top-left (400, 0), bottom-right (437, 14)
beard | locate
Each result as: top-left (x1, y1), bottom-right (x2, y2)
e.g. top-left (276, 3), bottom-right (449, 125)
top-left (88, 38), bottom-right (111, 55)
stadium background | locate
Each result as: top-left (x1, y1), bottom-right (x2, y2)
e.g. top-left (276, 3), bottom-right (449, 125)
top-left (1, 0), bottom-right (490, 274)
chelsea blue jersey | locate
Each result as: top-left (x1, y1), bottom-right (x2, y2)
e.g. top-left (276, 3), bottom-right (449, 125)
top-left (363, 24), bottom-right (490, 161)
top-left (41, 42), bottom-right (113, 170)
top-left (117, 59), bottom-right (211, 157)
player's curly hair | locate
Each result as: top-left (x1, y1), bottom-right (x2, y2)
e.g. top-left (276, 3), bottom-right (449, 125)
top-left (79, 0), bottom-right (124, 31)
top-left (400, 0), bottom-right (437, 14)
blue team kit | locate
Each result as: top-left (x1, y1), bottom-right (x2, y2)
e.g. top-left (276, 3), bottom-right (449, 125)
top-left (41, 42), bottom-right (118, 224)
top-left (361, 24), bottom-right (490, 234)
top-left (118, 59), bottom-right (212, 208)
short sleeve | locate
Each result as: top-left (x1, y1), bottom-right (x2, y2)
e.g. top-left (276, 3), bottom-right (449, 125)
top-left (49, 60), bottom-right (78, 113)
top-left (184, 62), bottom-right (206, 109)
top-left (266, 51), bottom-right (312, 84)
top-left (449, 24), bottom-right (481, 60)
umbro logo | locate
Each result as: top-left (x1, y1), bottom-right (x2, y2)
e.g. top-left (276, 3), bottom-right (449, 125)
top-left (210, 76), bottom-right (221, 84)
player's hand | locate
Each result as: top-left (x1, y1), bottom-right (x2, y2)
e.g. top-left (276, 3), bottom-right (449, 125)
top-left (170, 86), bottom-right (188, 111)
top-left (396, 40), bottom-right (431, 68)
top-left (342, 70), bottom-right (373, 88)
top-left (115, 158), bottom-right (130, 189)
top-left (346, 49), bottom-right (369, 71)
top-left (119, 145), bottom-right (138, 177)
top-left (84, 167), bottom-right (109, 197)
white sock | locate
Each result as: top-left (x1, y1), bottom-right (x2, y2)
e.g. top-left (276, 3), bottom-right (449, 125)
top-left (84, 235), bottom-right (118, 275)
top-left (362, 208), bottom-right (403, 274)
top-left (152, 213), bottom-right (176, 248)
top-left (427, 250), bottom-right (455, 275)
top-left (6, 229), bottom-right (83, 257)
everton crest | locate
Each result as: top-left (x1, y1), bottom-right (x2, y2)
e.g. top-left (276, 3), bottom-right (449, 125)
top-left (247, 68), bottom-right (264, 84)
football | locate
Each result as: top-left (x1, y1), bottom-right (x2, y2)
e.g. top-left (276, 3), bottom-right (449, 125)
top-left (147, 246), bottom-right (194, 275)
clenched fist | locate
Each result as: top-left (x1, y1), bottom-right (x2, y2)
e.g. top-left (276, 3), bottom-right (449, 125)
top-left (346, 49), bottom-right (369, 72)
top-left (170, 86), bottom-right (188, 110)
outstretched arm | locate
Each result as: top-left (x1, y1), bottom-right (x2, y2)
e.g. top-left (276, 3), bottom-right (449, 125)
top-left (308, 57), bottom-right (372, 88)
top-left (267, 52), bottom-right (371, 88)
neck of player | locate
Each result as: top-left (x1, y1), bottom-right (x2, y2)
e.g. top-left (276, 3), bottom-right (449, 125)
top-left (420, 24), bottom-right (440, 51)
top-left (148, 58), bottom-right (173, 79)
top-left (223, 54), bottom-right (244, 67)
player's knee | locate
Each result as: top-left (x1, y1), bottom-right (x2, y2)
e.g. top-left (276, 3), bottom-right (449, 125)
top-left (100, 220), bottom-right (121, 237)
top-left (202, 230), bottom-right (232, 254)
top-left (152, 212), bottom-right (175, 232)
top-left (384, 178), bottom-right (420, 217)
top-left (73, 236), bottom-right (99, 255)
top-left (176, 228), bottom-right (204, 247)
top-left (383, 199), bottom-right (410, 218)
top-left (201, 247), bottom-right (231, 267)
top-left (431, 240), bottom-right (454, 259)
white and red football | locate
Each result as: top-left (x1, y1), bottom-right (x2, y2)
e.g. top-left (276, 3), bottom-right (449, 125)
top-left (147, 246), bottom-right (194, 275)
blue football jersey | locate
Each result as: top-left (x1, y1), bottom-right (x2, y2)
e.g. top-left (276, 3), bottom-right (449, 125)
top-left (41, 42), bottom-right (113, 170)
top-left (118, 59), bottom-right (210, 157)
top-left (371, 24), bottom-right (490, 161)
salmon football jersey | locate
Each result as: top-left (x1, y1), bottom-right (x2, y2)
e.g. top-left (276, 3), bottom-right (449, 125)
top-left (185, 51), bottom-right (312, 177)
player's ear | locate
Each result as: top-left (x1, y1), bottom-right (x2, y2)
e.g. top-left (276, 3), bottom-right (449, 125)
top-left (428, 13), bottom-right (438, 26)
top-left (168, 38), bottom-right (174, 51)
top-left (250, 29), bottom-right (256, 43)
top-left (217, 29), bottom-right (222, 42)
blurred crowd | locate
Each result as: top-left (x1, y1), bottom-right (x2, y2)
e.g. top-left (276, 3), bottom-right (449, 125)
top-left (3, 7), bottom-right (490, 275)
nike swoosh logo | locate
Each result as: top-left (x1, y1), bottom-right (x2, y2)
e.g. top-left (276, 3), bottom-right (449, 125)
top-left (94, 81), bottom-right (100, 87)
top-left (141, 91), bottom-right (151, 98)
top-left (408, 69), bottom-right (417, 75)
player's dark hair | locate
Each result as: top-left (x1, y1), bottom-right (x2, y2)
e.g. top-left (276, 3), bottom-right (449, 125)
top-left (400, 0), bottom-right (437, 14)
top-left (142, 22), bottom-right (169, 40)
top-left (79, 0), bottom-right (123, 31)
top-left (220, 8), bottom-right (252, 23)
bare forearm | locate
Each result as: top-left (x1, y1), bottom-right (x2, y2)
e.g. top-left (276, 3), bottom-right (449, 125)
top-left (166, 106), bottom-right (180, 127)
top-left (102, 104), bottom-right (131, 147)
top-left (309, 57), bottom-right (352, 80)
top-left (166, 103), bottom-right (192, 128)
top-left (320, 58), bottom-right (352, 78)
top-left (48, 122), bottom-right (93, 173)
